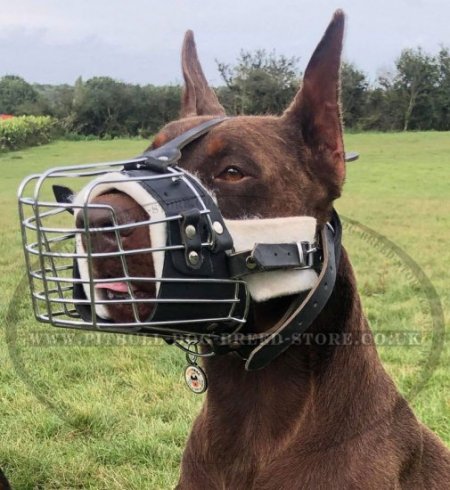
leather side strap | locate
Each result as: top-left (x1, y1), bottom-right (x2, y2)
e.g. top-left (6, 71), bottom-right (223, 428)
top-left (228, 241), bottom-right (315, 278)
top-left (244, 212), bottom-right (341, 371)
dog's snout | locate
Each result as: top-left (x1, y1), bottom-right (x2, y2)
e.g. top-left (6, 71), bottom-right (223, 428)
top-left (75, 190), bottom-right (156, 323)
top-left (76, 193), bottom-right (149, 255)
top-left (76, 192), bottom-right (147, 237)
top-left (76, 207), bottom-right (116, 231)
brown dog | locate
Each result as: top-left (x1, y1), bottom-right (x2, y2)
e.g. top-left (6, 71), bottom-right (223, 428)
top-left (86, 10), bottom-right (450, 489)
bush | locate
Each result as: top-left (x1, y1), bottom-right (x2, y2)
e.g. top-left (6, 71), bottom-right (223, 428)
top-left (0, 115), bottom-right (61, 151)
top-left (62, 132), bottom-right (100, 142)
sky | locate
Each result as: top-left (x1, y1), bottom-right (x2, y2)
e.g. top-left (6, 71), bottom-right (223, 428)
top-left (1, 0), bottom-right (449, 87)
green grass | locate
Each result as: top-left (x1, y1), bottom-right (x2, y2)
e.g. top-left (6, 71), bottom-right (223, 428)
top-left (0, 134), bottom-right (449, 488)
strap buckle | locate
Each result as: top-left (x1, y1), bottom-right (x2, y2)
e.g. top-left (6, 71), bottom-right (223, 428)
top-left (297, 241), bottom-right (317, 269)
top-left (228, 240), bottom-right (318, 278)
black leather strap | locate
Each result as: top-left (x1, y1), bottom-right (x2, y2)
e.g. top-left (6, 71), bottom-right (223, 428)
top-left (228, 241), bottom-right (315, 278)
top-left (133, 117), bottom-right (228, 169)
top-left (180, 209), bottom-right (203, 269)
top-left (127, 117), bottom-right (356, 171)
top-left (243, 211), bottom-right (342, 370)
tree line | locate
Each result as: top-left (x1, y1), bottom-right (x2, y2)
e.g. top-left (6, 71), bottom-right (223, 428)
top-left (0, 45), bottom-right (449, 136)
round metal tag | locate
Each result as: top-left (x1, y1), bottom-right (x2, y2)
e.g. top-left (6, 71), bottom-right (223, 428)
top-left (184, 364), bottom-right (208, 394)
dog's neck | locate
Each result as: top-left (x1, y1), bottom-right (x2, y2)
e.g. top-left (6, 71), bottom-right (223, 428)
top-left (201, 249), bottom-right (401, 463)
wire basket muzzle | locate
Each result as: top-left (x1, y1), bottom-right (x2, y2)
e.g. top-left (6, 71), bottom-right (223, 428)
top-left (18, 161), bottom-right (249, 339)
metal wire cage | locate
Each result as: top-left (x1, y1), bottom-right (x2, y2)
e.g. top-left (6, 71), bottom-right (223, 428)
top-left (18, 158), bottom-right (249, 340)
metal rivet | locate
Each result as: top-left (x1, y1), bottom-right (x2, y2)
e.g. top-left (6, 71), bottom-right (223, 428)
top-left (188, 251), bottom-right (200, 265)
top-left (213, 221), bottom-right (224, 235)
top-left (184, 225), bottom-right (197, 238)
top-left (246, 256), bottom-right (257, 270)
top-left (185, 224), bottom-right (196, 239)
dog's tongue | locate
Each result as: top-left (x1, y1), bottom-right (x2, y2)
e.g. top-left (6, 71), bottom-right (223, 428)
top-left (95, 282), bottom-right (130, 293)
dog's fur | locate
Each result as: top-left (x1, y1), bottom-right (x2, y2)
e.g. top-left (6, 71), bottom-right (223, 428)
top-left (87, 10), bottom-right (450, 489)
top-left (0, 469), bottom-right (11, 490)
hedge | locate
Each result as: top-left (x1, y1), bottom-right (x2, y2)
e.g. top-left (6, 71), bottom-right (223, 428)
top-left (0, 115), bottom-right (61, 151)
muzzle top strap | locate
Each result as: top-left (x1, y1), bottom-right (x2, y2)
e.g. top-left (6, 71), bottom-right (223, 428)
top-left (127, 117), bottom-right (229, 171)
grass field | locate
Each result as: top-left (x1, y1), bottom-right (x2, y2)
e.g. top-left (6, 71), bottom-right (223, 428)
top-left (0, 133), bottom-right (449, 489)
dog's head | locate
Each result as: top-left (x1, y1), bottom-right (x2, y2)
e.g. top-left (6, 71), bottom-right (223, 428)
top-left (154, 10), bottom-right (345, 223)
top-left (80, 10), bottom-right (346, 323)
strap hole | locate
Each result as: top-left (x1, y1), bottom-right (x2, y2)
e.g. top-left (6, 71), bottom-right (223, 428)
top-left (274, 252), bottom-right (278, 256)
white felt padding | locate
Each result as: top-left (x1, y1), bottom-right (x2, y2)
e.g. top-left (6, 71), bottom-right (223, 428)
top-left (225, 217), bottom-right (318, 302)
top-left (73, 172), bottom-right (167, 319)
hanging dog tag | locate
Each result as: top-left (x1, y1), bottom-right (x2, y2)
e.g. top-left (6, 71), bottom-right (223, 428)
top-left (184, 363), bottom-right (208, 394)
top-left (183, 342), bottom-right (208, 394)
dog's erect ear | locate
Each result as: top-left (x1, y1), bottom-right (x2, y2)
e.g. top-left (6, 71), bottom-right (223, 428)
top-left (181, 30), bottom-right (226, 118)
top-left (283, 10), bottom-right (345, 182)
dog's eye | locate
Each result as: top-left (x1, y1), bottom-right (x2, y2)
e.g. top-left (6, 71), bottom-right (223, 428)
top-left (216, 166), bottom-right (245, 182)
